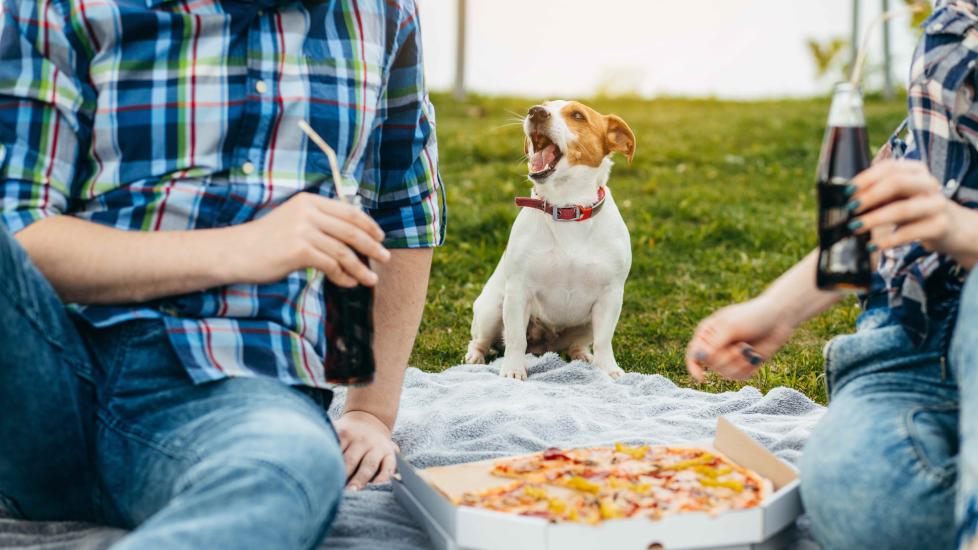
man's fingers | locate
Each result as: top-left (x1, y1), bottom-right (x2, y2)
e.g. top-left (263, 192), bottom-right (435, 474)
top-left (347, 450), bottom-right (385, 490)
top-left (313, 196), bottom-right (385, 241)
top-left (373, 453), bottom-right (397, 485)
top-left (310, 232), bottom-right (378, 287)
top-left (315, 213), bottom-right (390, 264)
top-left (310, 249), bottom-right (359, 288)
top-left (343, 444), bottom-right (365, 481)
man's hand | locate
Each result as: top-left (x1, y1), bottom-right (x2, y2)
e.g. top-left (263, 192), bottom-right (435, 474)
top-left (231, 193), bottom-right (391, 288)
top-left (850, 159), bottom-right (978, 269)
top-left (335, 410), bottom-right (399, 490)
top-left (685, 295), bottom-right (796, 382)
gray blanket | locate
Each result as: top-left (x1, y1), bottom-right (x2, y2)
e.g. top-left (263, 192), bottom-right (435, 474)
top-left (0, 354), bottom-right (825, 549)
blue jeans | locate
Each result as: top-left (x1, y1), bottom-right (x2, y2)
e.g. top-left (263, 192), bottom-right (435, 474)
top-left (0, 228), bottom-right (345, 549)
top-left (801, 272), bottom-right (978, 549)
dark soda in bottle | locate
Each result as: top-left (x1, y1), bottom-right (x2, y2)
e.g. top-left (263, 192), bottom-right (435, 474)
top-left (323, 195), bottom-right (376, 386)
top-left (816, 83), bottom-right (872, 291)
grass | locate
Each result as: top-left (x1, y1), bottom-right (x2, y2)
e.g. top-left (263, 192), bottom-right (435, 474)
top-left (410, 92), bottom-right (908, 404)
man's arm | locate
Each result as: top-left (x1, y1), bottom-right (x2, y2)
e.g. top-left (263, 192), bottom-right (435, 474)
top-left (15, 193), bottom-right (389, 303)
top-left (337, 248), bottom-right (432, 489)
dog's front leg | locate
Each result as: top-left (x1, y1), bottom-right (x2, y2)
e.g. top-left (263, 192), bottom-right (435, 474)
top-left (499, 285), bottom-right (531, 380)
top-left (591, 288), bottom-right (626, 380)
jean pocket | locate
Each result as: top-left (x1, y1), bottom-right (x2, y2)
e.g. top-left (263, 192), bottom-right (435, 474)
top-left (905, 403), bottom-right (959, 488)
top-left (824, 325), bottom-right (940, 396)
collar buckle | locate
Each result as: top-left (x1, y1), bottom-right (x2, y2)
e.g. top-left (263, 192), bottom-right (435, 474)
top-left (553, 205), bottom-right (583, 221)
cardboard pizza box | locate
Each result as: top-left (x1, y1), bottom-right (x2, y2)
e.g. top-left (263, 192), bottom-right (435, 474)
top-left (392, 417), bottom-right (802, 550)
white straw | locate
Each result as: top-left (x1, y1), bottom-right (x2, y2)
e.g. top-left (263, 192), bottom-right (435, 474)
top-left (850, 4), bottom-right (928, 87)
top-left (298, 120), bottom-right (351, 205)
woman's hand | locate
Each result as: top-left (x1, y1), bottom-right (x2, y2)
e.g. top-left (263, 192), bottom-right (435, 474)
top-left (230, 192), bottom-right (391, 288)
top-left (849, 159), bottom-right (978, 269)
top-left (334, 410), bottom-right (399, 490)
top-left (685, 295), bottom-right (797, 382)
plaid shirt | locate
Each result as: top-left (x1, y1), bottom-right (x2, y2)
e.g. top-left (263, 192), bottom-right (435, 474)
top-left (0, 0), bottom-right (445, 388)
top-left (872, 0), bottom-right (978, 345)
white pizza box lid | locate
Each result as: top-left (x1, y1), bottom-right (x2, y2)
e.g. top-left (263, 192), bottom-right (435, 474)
top-left (393, 417), bottom-right (802, 550)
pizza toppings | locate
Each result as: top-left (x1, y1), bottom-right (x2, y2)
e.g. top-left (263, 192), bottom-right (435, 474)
top-left (460, 444), bottom-right (771, 525)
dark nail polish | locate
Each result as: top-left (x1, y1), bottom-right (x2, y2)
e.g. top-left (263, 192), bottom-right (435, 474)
top-left (694, 351), bottom-right (707, 363)
top-left (848, 219), bottom-right (863, 231)
top-left (867, 243), bottom-right (878, 253)
top-left (741, 346), bottom-right (762, 366)
top-left (846, 200), bottom-right (860, 212)
top-left (844, 184), bottom-right (857, 197)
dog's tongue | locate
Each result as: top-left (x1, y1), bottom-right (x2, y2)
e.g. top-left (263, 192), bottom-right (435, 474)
top-left (530, 143), bottom-right (557, 173)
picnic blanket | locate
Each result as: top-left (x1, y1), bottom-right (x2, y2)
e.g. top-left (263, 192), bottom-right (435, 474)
top-left (0, 353), bottom-right (825, 549)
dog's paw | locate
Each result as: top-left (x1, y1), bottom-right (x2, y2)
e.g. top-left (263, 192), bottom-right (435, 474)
top-left (499, 361), bottom-right (528, 381)
top-left (464, 348), bottom-right (486, 365)
top-left (597, 363), bottom-right (625, 380)
top-left (569, 348), bottom-right (594, 363)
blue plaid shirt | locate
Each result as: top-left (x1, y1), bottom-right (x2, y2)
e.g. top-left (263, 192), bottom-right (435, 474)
top-left (871, 0), bottom-right (978, 345)
top-left (0, 0), bottom-right (445, 388)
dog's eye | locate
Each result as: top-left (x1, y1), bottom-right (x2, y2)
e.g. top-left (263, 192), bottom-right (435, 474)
top-left (571, 111), bottom-right (585, 121)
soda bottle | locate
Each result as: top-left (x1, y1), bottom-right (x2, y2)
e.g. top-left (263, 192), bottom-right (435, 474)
top-left (815, 82), bottom-right (872, 292)
top-left (323, 194), bottom-right (376, 386)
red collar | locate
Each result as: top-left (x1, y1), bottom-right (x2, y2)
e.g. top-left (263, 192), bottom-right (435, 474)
top-left (514, 186), bottom-right (607, 222)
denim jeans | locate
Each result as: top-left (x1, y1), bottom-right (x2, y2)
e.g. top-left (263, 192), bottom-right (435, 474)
top-left (0, 227), bottom-right (345, 549)
top-left (800, 271), bottom-right (978, 549)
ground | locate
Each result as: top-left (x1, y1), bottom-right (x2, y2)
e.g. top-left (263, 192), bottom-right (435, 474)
top-left (411, 92), bottom-right (907, 404)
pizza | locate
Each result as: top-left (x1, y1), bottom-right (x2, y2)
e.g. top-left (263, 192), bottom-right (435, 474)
top-left (458, 444), bottom-right (771, 524)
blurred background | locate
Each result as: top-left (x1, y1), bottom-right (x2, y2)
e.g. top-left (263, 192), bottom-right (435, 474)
top-left (410, 1), bottom-right (931, 403)
top-left (416, 0), bottom-right (927, 99)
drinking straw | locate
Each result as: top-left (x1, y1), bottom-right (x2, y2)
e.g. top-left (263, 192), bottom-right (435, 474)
top-left (850, 3), bottom-right (928, 87)
top-left (298, 120), bottom-right (352, 205)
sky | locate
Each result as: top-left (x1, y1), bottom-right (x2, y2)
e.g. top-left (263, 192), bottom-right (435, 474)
top-left (414, 0), bottom-right (922, 99)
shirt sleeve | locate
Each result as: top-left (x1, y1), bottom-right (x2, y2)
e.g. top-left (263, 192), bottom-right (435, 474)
top-left (0, 1), bottom-right (92, 234)
top-left (358, 3), bottom-right (446, 249)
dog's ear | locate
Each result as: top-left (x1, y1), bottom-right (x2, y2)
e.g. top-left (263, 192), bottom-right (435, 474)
top-left (604, 115), bottom-right (635, 164)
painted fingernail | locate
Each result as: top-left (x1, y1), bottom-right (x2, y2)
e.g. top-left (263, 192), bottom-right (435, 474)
top-left (846, 200), bottom-right (860, 212)
top-left (843, 184), bottom-right (857, 197)
top-left (867, 242), bottom-right (878, 253)
top-left (694, 351), bottom-right (707, 363)
top-left (848, 219), bottom-right (863, 231)
top-left (741, 346), bottom-right (763, 366)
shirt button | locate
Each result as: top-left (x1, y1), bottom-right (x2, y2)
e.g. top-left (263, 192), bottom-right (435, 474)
top-left (930, 23), bottom-right (944, 32)
top-left (255, 80), bottom-right (268, 94)
top-left (242, 161), bottom-right (256, 175)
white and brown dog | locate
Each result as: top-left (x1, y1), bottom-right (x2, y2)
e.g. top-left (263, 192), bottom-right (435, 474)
top-left (464, 100), bottom-right (635, 380)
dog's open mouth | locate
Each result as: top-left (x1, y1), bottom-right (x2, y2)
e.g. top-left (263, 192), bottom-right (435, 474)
top-left (528, 132), bottom-right (562, 180)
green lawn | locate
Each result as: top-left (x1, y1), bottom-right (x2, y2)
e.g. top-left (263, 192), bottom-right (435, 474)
top-left (411, 92), bottom-right (907, 404)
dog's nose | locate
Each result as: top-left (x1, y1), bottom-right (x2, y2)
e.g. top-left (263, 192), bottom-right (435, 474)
top-left (528, 106), bottom-right (550, 123)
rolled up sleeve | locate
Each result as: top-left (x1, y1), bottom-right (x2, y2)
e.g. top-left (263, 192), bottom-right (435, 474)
top-left (359, 5), bottom-right (445, 249)
top-left (0, 0), bottom-right (90, 234)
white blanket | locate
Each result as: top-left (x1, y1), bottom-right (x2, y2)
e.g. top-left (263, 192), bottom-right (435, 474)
top-left (0, 354), bottom-right (825, 549)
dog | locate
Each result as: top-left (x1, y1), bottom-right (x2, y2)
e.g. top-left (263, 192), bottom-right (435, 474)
top-left (464, 100), bottom-right (635, 380)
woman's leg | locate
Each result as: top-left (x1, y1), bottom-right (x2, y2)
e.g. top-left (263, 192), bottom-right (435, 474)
top-left (801, 312), bottom-right (957, 550)
top-left (952, 269), bottom-right (978, 549)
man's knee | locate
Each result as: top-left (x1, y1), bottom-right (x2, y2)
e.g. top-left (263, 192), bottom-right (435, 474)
top-left (189, 406), bottom-right (345, 544)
